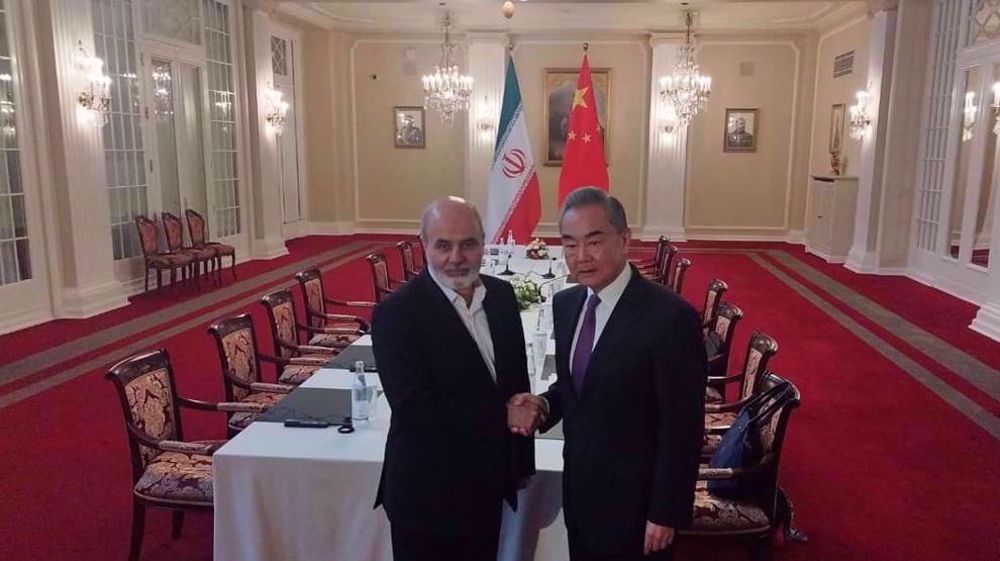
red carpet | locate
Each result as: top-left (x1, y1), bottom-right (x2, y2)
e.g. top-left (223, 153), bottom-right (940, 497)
top-left (1, 239), bottom-right (998, 561)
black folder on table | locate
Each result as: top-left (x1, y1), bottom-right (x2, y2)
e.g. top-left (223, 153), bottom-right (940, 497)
top-left (325, 345), bottom-right (377, 371)
top-left (257, 388), bottom-right (353, 425)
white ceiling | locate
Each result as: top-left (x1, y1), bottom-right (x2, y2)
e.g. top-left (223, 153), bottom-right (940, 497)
top-left (275, 0), bottom-right (871, 33)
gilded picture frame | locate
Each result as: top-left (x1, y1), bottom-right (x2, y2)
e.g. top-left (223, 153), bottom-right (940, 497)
top-left (543, 67), bottom-right (610, 166)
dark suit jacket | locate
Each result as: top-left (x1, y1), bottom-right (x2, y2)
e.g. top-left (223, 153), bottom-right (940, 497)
top-left (540, 265), bottom-right (707, 554)
top-left (372, 271), bottom-right (535, 535)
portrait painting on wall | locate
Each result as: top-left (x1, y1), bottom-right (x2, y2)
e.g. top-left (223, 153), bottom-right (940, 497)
top-left (723, 108), bottom-right (759, 153)
top-left (830, 103), bottom-right (845, 154)
top-left (394, 106), bottom-right (425, 149)
top-left (544, 67), bottom-right (610, 165)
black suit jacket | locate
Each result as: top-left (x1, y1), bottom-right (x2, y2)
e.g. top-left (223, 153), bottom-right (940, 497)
top-left (540, 265), bottom-right (706, 554)
top-left (372, 271), bottom-right (535, 535)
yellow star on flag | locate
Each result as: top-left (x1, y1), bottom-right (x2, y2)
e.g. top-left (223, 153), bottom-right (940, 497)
top-left (583, 133), bottom-right (592, 143)
top-left (572, 87), bottom-right (589, 110)
top-left (568, 130), bottom-right (577, 141)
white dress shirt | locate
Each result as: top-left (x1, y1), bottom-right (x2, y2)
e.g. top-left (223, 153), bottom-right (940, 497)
top-left (428, 269), bottom-right (497, 381)
top-left (569, 263), bottom-right (632, 361)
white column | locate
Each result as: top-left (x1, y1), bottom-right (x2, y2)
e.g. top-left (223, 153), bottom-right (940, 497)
top-left (846, 8), bottom-right (897, 273)
top-left (34, 0), bottom-right (126, 317)
top-left (642, 34), bottom-right (688, 242)
top-left (243, 8), bottom-right (287, 259)
top-left (464, 33), bottom-right (506, 212)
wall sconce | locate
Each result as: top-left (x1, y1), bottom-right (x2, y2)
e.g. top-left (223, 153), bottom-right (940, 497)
top-left (848, 89), bottom-right (872, 140)
top-left (990, 82), bottom-right (1000, 136)
top-left (476, 95), bottom-right (496, 137)
top-left (962, 90), bottom-right (978, 142)
top-left (263, 85), bottom-right (289, 135)
top-left (76, 41), bottom-right (111, 124)
top-left (659, 104), bottom-right (679, 135)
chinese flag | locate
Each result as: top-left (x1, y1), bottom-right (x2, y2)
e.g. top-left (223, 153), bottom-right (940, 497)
top-left (557, 54), bottom-right (609, 208)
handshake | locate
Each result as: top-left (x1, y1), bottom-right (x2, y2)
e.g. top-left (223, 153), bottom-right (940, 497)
top-left (507, 393), bottom-right (548, 436)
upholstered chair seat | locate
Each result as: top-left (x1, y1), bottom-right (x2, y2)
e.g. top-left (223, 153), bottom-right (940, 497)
top-left (308, 332), bottom-right (361, 348)
top-left (278, 361), bottom-right (327, 385)
top-left (691, 480), bottom-right (770, 533)
top-left (184, 208), bottom-right (237, 281)
top-left (706, 386), bottom-right (725, 403)
top-left (148, 252), bottom-right (195, 268)
top-left (228, 392), bottom-right (285, 430)
top-left (133, 441), bottom-right (224, 504)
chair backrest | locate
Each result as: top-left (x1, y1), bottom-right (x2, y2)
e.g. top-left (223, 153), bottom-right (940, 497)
top-left (161, 211), bottom-right (186, 251)
top-left (669, 257), bottom-right (691, 293)
top-left (656, 244), bottom-right (679, 284)
top-left (397, 240), bottom-right (419, 281)
top-left (295, 268), bottom-right (328, 329)
top-left (134, 215), bottom-right (161, 258)
top-left (106, 349), bottom-right (184, 481)
top-left (261, 288), bottom-right (301, 359)
top-left (705, 301), bottom-right (743, 373)
top-left (366, 251), bottom-right (393, 303)
top-left (651, 236), bottom-right (668, 268)
top-left (701, 278), bottom-right (729, 326)
top-left (749, 372), bottom-right (801, 514)
top-left (738, 331), bottom-right (779, 400)
top-left (184, 208), bottom-right (208, 245)
top-left (207, 313), bottom-right (263, 401)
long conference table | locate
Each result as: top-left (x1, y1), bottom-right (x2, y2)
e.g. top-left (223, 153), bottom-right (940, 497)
top-left (214, 247), bottom-right (573, 561)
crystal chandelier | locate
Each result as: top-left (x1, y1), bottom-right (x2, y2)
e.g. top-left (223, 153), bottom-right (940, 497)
top-left (658, 12), bottom-right (711, 126)
top-left (422, 12), bottom-right (473, 124)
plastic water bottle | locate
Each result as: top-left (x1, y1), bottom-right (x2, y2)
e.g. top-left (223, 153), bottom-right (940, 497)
top-left (352, 360), bottom-right (373, 423)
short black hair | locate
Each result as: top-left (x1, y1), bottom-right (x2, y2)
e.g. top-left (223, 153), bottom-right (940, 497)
top-left (559, 187), bottom-right (627, 232)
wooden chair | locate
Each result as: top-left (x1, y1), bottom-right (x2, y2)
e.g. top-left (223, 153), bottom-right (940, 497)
top-left (161, 211), bottom-right (216, 287)
top-left (366, 251), bottom-right (401, 303)
top-left (704, 301), bottom-right (744, 389)
top-left (668, 257), bottom-right (691, 293)
top-left (134, 215), bottom-right (194, 292)
top-left (701, 278), bottom-right (729, 330)
top-left (106, 348), bottom-right (266, 561)
top-left (631, 235), bottom-right (668, 274)
top-left (704, 330), bottom-right (779, 412)
top-left (294, 268), bottom-right (373, 336)
top-left (184, 208), bottom-right (237, 281)
top-left (648, 244), bottom-right (678, 284)
top-left (259, 289), bottom-right (349, 385)
top-left (682, 372), bottom-right (804, 561)
top-left (207, 313), bottom-right (295, 435)
top-left (397, 240), bottom-right (423, 281)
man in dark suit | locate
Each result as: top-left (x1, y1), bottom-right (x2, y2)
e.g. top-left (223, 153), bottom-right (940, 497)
top-left (510, 187), bottom-right (706, 561)
top-left (372, 197), bottom-right (536, 561)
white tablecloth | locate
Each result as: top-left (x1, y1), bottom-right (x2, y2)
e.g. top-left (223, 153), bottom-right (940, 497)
top-left (214, 246), bottom-right (571, 561)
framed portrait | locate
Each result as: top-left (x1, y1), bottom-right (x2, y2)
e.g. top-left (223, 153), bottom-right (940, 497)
top-left (393, 106), bottom-right (425, 149)
top-left (543, 67), bottom-right (610, 166)
top-left (723, 108), bottom-right (758, 153)
top-left (829, 103), bottom-right (846, 154)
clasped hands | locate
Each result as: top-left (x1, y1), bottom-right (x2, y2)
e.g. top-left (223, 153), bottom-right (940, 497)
top-left (507, 393), bottom-right (547, 436)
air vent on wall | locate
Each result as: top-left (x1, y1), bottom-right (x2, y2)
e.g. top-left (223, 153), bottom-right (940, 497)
top-left (833, 50), bottom-right (854, 78)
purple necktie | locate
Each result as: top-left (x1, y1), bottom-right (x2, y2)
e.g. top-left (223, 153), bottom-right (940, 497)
top-left (571, 294), bottom-right (601, 394)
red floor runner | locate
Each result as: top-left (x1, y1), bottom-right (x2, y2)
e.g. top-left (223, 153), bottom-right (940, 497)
top-left (1, 243), bottom-right (998, 561)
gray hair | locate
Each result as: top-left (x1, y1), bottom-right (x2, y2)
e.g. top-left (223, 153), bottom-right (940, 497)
top-left (419, 196), bottom-right (485, 241)
top-left (559, 187), bottom-right (627, 233)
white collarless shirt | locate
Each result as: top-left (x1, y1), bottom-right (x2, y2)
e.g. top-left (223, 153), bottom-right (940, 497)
top-left (569, 264), bottom-right (632, 361)
top-left (428, 269), bottom-right (497, 381)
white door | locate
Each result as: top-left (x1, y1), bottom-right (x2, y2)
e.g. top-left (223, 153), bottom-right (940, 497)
top-left (270, 31), bottom-right (305, 233)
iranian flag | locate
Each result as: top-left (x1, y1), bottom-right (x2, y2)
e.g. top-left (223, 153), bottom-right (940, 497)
top-left (484, 55), bottom-right (541, 244)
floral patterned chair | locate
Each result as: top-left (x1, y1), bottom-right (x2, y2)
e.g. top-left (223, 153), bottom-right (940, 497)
top-left (207, 313), bottom-right (295, 435)
top-left (682, 372), bottom-right (803, 561)
top-left (668, 257), bottom-right (691, 294)
top-left (161, 211), bottom-right (217, 287)
top-left (705, 301), bottom-right (744, 384)
top-left (631, 235), bottom-right (668, 274)
top-left (184, 208), bottom-right (237, 282)
top-left (295, 267), bottom-right (373, 334)
top-left (134, 215), bottom-right (194, 292)
top-left (366, 251), bottom-right (401, 303)
top-left (701, 278), bottom-right (729, 331)
top-left (259, 289), bottom-right (353, 385)
top-left (397, 240), bottom-right (423, 281)
top-left (703, 331), bottom-right (780, 455)
top-left (106, 348), bottom-right (267, 561)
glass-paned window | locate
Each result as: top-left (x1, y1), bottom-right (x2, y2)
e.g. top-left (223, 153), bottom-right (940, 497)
top-left (143, 0), bottom-right (201, 45)
top-left (0, 0), bottom-right (31, 285)
top-left (203, 0), bottom-right (240, 237)
top-left (93, 0), bottom-right (148, 260)
top-left (271, 36), bottom-right (287, 77)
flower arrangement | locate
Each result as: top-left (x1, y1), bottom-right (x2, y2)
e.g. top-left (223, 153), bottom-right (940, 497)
top-left (511, 275), bottom-right (544, 310)
top-left (525, 238), bottom-right (549, 260)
